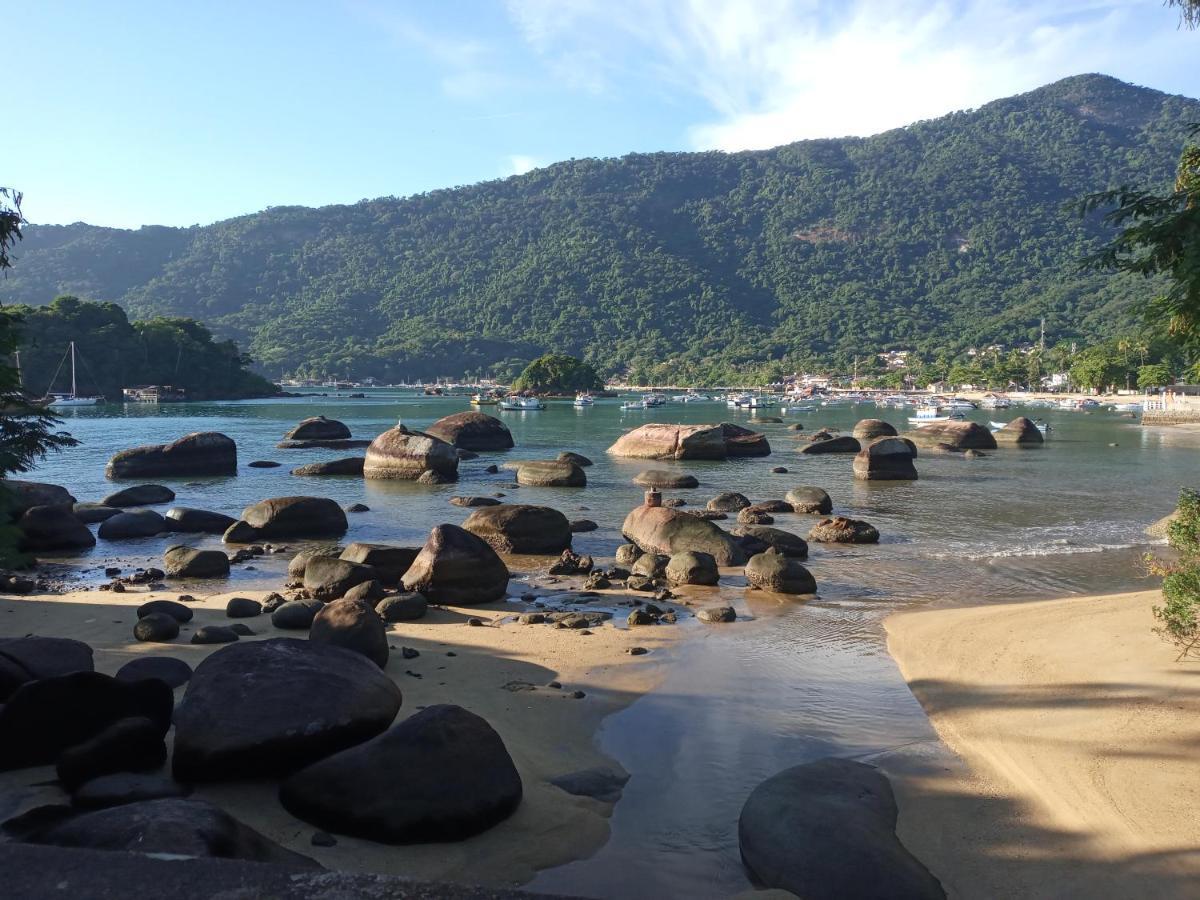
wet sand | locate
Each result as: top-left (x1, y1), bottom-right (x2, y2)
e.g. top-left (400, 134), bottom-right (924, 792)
top-left (0, 581), bottom-right (681, 887)
top-left (884, 590), bottom-right (1200, 899)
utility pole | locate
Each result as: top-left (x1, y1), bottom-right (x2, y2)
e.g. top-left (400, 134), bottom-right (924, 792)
top-left (1039, 318), bottom-right (1045, 351)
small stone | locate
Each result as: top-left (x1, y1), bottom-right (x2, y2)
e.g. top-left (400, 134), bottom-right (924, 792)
top-left (772, 466), bottom-right (788, 473)
top-left (570, 690), bottom-right (585, 699)
top-left (401, 647), bottom-right (419, 659)
top-left (346, 503), bottom-right (369, 513)
top-left (311, 830), bottom-right (337, 847)
top-left (519, 612), bottom-right (546, 625)
top-left (467, 617), bottom-right (484, 627)
top-left (547, 681), bottom-right (561, 689)
top-left (628, 647), bottom-right (648, 656)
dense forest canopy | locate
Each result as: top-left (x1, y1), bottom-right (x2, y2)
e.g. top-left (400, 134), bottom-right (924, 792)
top-left (5, 296), bottom-right (279, 401)
top-left (1, 75), bottom-right (1197, 385)
top-left (511, 354), bottom-right (603, 394)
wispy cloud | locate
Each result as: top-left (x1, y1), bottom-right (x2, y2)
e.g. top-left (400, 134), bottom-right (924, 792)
top-left (505, 0), bottom-right (1194, 150)
top-left (506, 154), bottom-right (542, 176)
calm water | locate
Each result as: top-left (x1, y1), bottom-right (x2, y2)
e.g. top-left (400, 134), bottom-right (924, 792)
top-left (28, 392), bottom-right (1186, 896)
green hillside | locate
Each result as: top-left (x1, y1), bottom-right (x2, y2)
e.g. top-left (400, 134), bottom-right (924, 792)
top-left (2, 74), bottom-right (1195, 384)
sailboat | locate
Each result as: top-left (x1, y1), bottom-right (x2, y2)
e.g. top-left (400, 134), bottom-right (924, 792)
top-left (44, 341), bottom-right (104, 406)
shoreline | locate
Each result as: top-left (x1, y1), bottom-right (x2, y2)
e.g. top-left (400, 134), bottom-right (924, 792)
top-left (883, 590), bottom-right (1200, 899)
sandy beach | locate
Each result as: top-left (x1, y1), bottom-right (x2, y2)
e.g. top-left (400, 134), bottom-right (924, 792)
top-left (884, 590), bottom-right (1200, 899)
top-left (0, 579), bottom-right (682, 887)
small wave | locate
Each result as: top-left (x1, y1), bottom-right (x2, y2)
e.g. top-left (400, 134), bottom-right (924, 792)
top-left (927, 541), bottom-right (1144, 561)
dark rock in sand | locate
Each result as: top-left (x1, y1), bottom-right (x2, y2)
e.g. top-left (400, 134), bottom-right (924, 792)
top-left (515, 459), bottom-right (586, 487)
top-left (56, 715), bottom-right (166, 791)
top-left (853, 437), bottom-right (918, 481)
top-left (97, 509), bottom-right (166, 540)
top-left (375, 592), bottom-right (428, 622)
top-left (172, 638), bottom-right (402, 782)
top-left (164, 507), bottom-right (237, 534)
top-left (548, 548), bottom-right (593, 575)
top-left (786, 486), bottom-right (833, 514)
top-left (449, 495), bottom-right (501, 508)
top-left (363, 425), bottom-right (459, 482)
top-left (260, 592), bottom-right (286, 613)
top-left (426, 411), bottom-right (514, 451)
top-left (72, 502), bottom-right (121, 523)
top-left (342, 580), bottom-right (386, 603)
top-left (290, 457), bottom-right (365, 476)
top-left (284, 416), bottom-right (351, 442)
top-left (627, 609), bottom-right (656, 626)
top-left (665, 551), bottom-right (720, 586)
top-left (191, 626), bottom-right (240, 645)
top-left (852, 419), bottom-right (898, 442)
top-left (401, 524), bottom-right (509, 605)
top-left (115, 657), bottom-right (192, 690)
top-left (622, 505), bottom-right (745, 566)
top-left (800, 435), bottom-right (861, 454)
top-left (17, 505), bottom-right (95, 552)
top-left (745, 548), bottom-right (817, 594)
top-left (309, 598), bottom-right (389, 668)
top-left (707, 491), bottom-right (751, 512)
top-left (697, 606), bottom-right (736, 624)
top-left (280, 704), bottom-right (521, 843)
top-left (225, 597), bottom-right (262, 618)
top-left (163, 546), bottom-right (230, 578)
top-left (232, 496), bottom-right (348, 541)
top-left (270, 600), bottom-right (325, 630)
top-left (339, 542), bottom-right (420, 584)
top-left (136, 599), bottom-right (193, 623)
top-left (287, 545), bottom-right (343, 579)
top-left (808, 516), bottom-right (880, 544)
top-left (550, 767), bottom-right (630, 803)
top-left (738, 757), bottom-right (946, 900)
top-left (106, 432), bottom-right (237, 479)
top-left (0, 637), bottom-right (95, 701)
top-left (993, 416), bottom-right (1044, 446)
top-left (303, 556), bottom-right (379, 600)
top-left (102, 484), bottom-right (175, 507)
top-left (71, 772), bottom-right (190, 809)
top-left (6, 797), bottom-right (317, 867)
top-left (558, 451), bottom-right (593, 467)
top-left (550, 611), bottom-right (612, 629)
top-left (133, 614), bottom-right (180, 643)
top-left (463, 504), bottom-right (572, 555)
top-left (633, 469), bottom-right (699, 489)
top-left (731, 525), bottom-right (808, 559)
top-left (1, 479), bottom-right (76, 513)
top-left (583, 571), bottom-right (611, 590)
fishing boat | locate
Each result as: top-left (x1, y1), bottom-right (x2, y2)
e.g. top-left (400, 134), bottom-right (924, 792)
top-left (979, 394), bottom-right (1011, 410)
top-left (470, 393), bottom-right (498, 406)
top-left (621, 399), bottom-right (647, 410)
top-left (498, 395), bottom-right (545, 411)
top-left (44, 341), bottom-right (104, 407)
top-left (907, 407), bottom-right (962, 426)
top-left (642, 394), bottom-right (667, 408)
top-left (990, 419), bottom-right (1051, 434)
top-left (941, 397), bottom-right (978, 411)
top-left (782, 404), bottom-right (816, 413)
top-left (573, 393), bottom-right (595, 407)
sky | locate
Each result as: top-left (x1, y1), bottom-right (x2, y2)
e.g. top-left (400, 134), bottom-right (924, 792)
top-left (7, 0), bottom-right (1199, 228)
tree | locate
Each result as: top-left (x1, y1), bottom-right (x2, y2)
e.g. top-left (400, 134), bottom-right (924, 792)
top-left (511, 353), bottom-right (603, 394)
top-left (1150, 488), bottom-right (1200, 659)
top-left (1068, 345), bottom-right (1124, 392)
top-left (1137, 362), bottom-right (1173, 389)
top-left (1168, 1), bottom-right (1200, 28)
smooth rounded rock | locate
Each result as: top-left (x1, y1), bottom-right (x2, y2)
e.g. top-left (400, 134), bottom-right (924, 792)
top-left (309, 598), bottom-right (389, 668)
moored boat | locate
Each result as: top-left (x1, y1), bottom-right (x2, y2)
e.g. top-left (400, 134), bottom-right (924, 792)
top-left (498, 395), bottom-right (545, 411)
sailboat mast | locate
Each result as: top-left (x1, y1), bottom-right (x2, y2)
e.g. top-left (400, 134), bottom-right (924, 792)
top-left (70, 341), bottom-right (77, 397)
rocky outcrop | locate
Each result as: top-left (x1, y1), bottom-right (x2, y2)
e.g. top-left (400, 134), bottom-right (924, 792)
top-left (852, 419), bottom-right (898, 442)
top-left (401, 524), bottom-right (510, 605)
top-left (904, 421), bottom-right (997, 451)
top-left (172, 638), bottom-right (401, 782)
top-left (808, 516), bottom-right (880, 544)
top-left (853, 437), bottom-right (918, 481)
top-left (632, 469), bottom-right (699, 489)
top-left (224, 496), bottom-right (347, 542)
top-left (280, 704), bottom-right (521, 843)
top-left (290, 457), bottom-right (364, 476)
top-left (739, 758), bottom-right (946, 900)
top-left (745, 548), bottom-right (817, 594)
top-left (462, 505), bottom-right (572, 554)
top-left (339, 543), bottom-right (419, 584)
top-left (1, 480), bottom-right (75, 514)
top-left (163, 546), bottom-right (230, 578)
top-left (993, 416), bottom-right (1045, 446)
top-left (622, 505), bottom-right (746, 566)
top-left (363, 425), bottom-right (459, 482)
top-left (514, 459), bottom-right (586, 487)
top-left (426, 411), bottom-right (514, 451)
top-left (101, 484), bottom-right (175, 507)
top-left (720, 422), bottom-right (771, 457)
top-left (17, 506), bottom-right (95, 552)
top-left (106, 432), bottom-right (237, 479)
top-left (164, 507), bottom-right (236, 534)
top-left (800, 435), bottom-right (861, 454)
top-left (284, 416), bottom-right (351, 442)
top-left (786, 486), bottom-right (832, 514)
top-left (309, 598), bottom-right (389, 668)
top-left (664, 551), bottom-right (720, 586)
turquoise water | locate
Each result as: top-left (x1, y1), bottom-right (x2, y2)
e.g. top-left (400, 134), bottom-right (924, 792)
top-left (27, 392), bottom-right (1185, 896)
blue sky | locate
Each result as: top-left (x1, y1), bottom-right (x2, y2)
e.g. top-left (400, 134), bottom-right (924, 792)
top-left (8, 0), bottom-right (1199, 228)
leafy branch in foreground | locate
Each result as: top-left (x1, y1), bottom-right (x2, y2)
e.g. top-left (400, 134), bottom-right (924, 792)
top-left (1148, 488), bottom-right (1200, 659)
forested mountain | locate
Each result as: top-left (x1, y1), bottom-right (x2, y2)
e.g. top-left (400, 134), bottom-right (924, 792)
top-left (2, 74), bottom-right (1196, 384)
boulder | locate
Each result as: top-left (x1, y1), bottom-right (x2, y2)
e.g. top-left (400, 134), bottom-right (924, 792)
top-left (222, 520), bottom-right (260, 543)
top-left (270, 600), bottom-right (325, 630)
top-left (17, 506), bottom-right (95, 552)
top-left (290, 457), bottom-right (365, 476)
top-left (852, 419), bottom-right (898, 442)
top-left (904, 421), bottom-right (997, 451)
top-left (853, 437), bottom-right (919, 481)
top-left (247, 460), bottom-right (281, 468)
top-left (549, 548), bottom-right (593, 575)
top-left (697, 606), bottom-right (737, 623)
top-left (164, 507), bottom-right (236, 534)
top-left (993, 416), bottom-right (1045, 446)
top-left (515, 460), bottom-right (586, 487)
top-left (558, 451), bottom-right (593, 467)
top-left (363, 425), bottom-right (459, 481)
top-left (375, 593), bottom-right (428, 622)
top-left (102, 485), bottom-right (175, 507)
top-left (737, 508), bottom-right (774, 525)
top-left (800, 435), bottom-right (861, 454)
top-left (229, 496), bottom-right (348, 542)
top-left (106, 432), bottom-right (237, 479)
top-left (97, 510), bottom-right (166, 540)
top-left (745, 548), bottom-right (817, 594)
top-left (309, 598), bottom-right (389, 668)
top-left (449, 496), bottom-right (501, 508)
top-left (191, 626), bottom-right (241, 645)
top-left (225, 597), bottom-right (262, 618)
top-left (72, 502), bottom-right (120, 523)
top-left (56, 715), bottom-right (166, 791)
top-left (463, 505), bottom-right (572, 554)
top-left (745, 500), bottom-right (792, 514)
top-left (284, 416), bottom-right (351, 442)
top-left (720, 422), bottom-right (772, 457)
top-left (707, 491), bottom-right (751, 512)
top-left (303, 557), bottom-right (378, 600)
top-left (615, 543), bottom-right (642, 566)
top-left (739, 758), bottom-right (946, 900)
top-left (1, 479), bottom-right (76, 514)
top-left (133, 614), bottom-right (180, 643)
top-left (631, 553), bottom-right (669, 578)
top-left (71, 772), bottom-right (190, 809)
top-left (115, 657), bottom-right (192, 690)
top-left (279, 704), bottom-right (521, 843)
top-left (287, 545), bottom-right (343, 579)
top-left (338, 543), bottom-right (419, 584)
top-left (0, 637), bottom-right (95, 701)
top-left (607, 423), bottom-right (728, 460)
top-left (808, 516), bottom-right (880, 544)
top-left (665, 551), bottom-right (720, 586)
top-left (342, 580), bottom-right (385, 603)
top-left (401, 524), bottom-right (510, 605)
top-left (622, 505), bottom-right (746, 566)
top-left (570, 518), bottom-right (598, 533)
top-left (163, 546), bottom-right (230, 579)
top-left (731, 525), bottom-right (809, 559)
top-left (426, 411), bottom-right (514, 451)
top-left (6, 798), bottom-right (316, 867)
top-left (0, 672), bottom-right (172, 770)
top-left (137, 599), bottom-right (193, 622)
top-left (276, 438), bottom-right (370, 450)
top-left (633, 470), bottom-right (699, 489)
top-left (786, 486), bottom-right (833, 514)
top-left (172, 638), bottom-right (402, 782)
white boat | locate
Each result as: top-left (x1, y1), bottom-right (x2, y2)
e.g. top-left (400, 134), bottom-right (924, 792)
top-left (470, 393), bottom-right (498, 406)
top-left (642, 394), bottom-right (667, 408)
top-left (907, 407), bottom-right (962, 426)
top-left (990, 419), bottom-right (1051, 434)
top-left (498, 396), bottom-right (545, 411)
top-left (742, 395), bottom-right (776, 409)
top-left (941, 397), bottom-right (978, 411)
top-left (1110, 402), bottom-right (1142, 412)
top-left (621, 399), bottom-right (647, 410)
top-left (726, 393), bottom-right (750, 408)
top-left (783, 404), bottom-right (816, 413)
top-left (45, 341), bottom-right (104, 407)
top-left (675, 392), bottom-right (708, 403)
top-left (573, 393), bottom-right (595, 407)
top-left (979, 394), bottom-right (1011, 410)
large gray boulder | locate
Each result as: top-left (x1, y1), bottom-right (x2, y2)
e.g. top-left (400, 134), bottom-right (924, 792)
top-left (163, 546), bottom-right (230, 578)
top-left (426, 411), bottom-right (514, 451)
top-left (172, 638), bottom-right (402, 782)
top-left (401, 524), bottom-right (510, 605)
top-left (303, 557), bottom-right (378, 600)
top-left (739, 757), bottom-right (945, 900)
top-left (745, 548), bottom-right (817, 594)
top-left (102, 484), bottom-right (175, 507)
top-left (309, 598), bottom-right (389, 668)
top-left (664, 551), bottom-right (720, 586)
top-left (363, 425), bottom-right (458, 482)
top-left (852, 419), bottom-right (898, 442)
top-left (993, 416), bottom-right (1045, 446)
top-left (17, 506), bottom-right (95, 552)
top-left (339, 543), bottom-right (419, 584)
top-left (462, 505), bottom-right (572, 554)
top-left (786, 486), bottom-right (832, 514)
top-left (224, 496), bottom-right (347, 542)
top-left (280, 704), bottom-right (521, 843)
top-left (904, 421), bottom-right (997, 451)
top-left (97, 510), bottom-right (166, 540)
top-left (853, 437), bottom-right (918, 481)
top-left (284, 416), bottom-right (351, 442)
top-left (2, 480), bottom-right (76, 514)
top-left (164, 507), bottom-right (236, 534)
top-left (106, 432), bottom-right (237, 479)
top-left (514, 460), bottom-right (586, 487)
top-left (607, 423), bottom-right (728, 460)
top-left (622, 504), bottom-right (746, 566)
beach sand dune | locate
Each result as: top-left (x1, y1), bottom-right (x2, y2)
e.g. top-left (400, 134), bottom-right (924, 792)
top-left (884, 591), bottom-right (1200, 900)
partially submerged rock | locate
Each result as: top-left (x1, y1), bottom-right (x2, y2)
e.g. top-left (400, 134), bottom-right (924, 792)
top-left (225, 496), bottom-right (347, 542)
top-left (426, 411), bottom-right (514, 451)
top-left (463, 504), bottom-right (572, 554)
top-left (808, 516), bottom-right (880, 544)
top-left (905, 421), bottom-right (997, 451)
top-left (1, 479), bottom-right (76, 514)
top-left (853, 437), bottom-right (918, 481)
top-left (665, 551), bottom-right (720, 586)
top-left (707, 491), bottom-right (751, 512)
top-left (106, 432), bottom-right (237, 479)
top-left (101, 484), bottom-right (175, 507)
top-left (97, 510), bottom-right (167, 540)
top-left (732, 525), bottom-right (808, 559)
top-left (852, 419), bottom-right (898, 442)
top-left (18, 506), bottom-right (95, 552)
top-left (515, 460), bottom-right (586, 487)
top-left (609, 422), bottom-right (770, 460)
top-left (401, 524), bottom-right (510, 605)
top-left (800, 435), bottom-right (861, 454)
top-left (284, 416), bottom-right (351, 442)
top-left (163, 546), bottom-right (230, 578)
top-left (786, 486), bottom-right (832, 514)
top-left (633, 470), bottom-right (699, 489)
top-left (992, 416), bottom-right (1045, 446)
top-left (622, 504), bottom-right (746, 566)
top-left (363, 425), bottom-right (459, 482)
top-left (164, 507), bottom-right (236, 534)
top-left (290, 457), bottom-right (365, 476)
top-left (745, 548), bottom-right (816, 594)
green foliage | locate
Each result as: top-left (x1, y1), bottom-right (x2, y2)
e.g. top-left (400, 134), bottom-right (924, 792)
top-left (510, 353), bottom-right (602, 394)
top-left (1152, 488), bottom-right (1200, 658)
top-left (6, 296), bottom-right (279, 401)
top-left (1, 76), bottom-right (1198, 384)
top-left (1137, 362), bottom-right (1173, 388)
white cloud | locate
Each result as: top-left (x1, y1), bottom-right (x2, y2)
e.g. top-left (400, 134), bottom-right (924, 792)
top-left (506, 154), bottom-right (542, 175)
top-left (505, 0), bottom-right (1195, 150)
